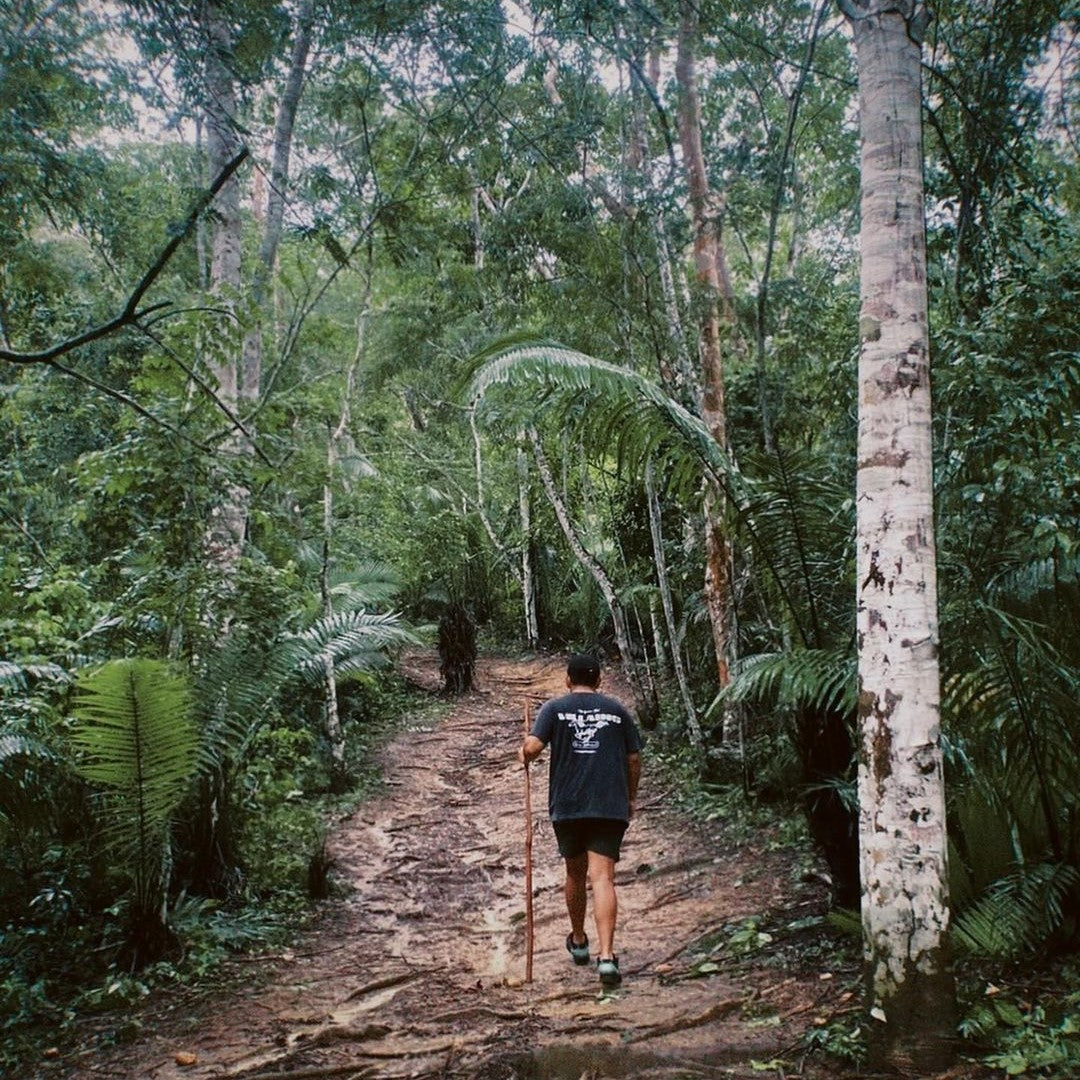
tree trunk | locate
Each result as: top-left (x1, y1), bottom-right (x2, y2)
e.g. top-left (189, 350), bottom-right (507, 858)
top-left (202, 1), bottom-right (246, 575)
top-left (845, 0), bottom-right (956, 1069)
top-left (754, 0), bottom-right (830, 455)
top-left (529, 428), bottom-right (648, 717)
top-left (242, 0), bottom-right (315, 407)
top-left (645, 459), bottom-right (700, 744)
top-left (321, 302), bottom-right (368, 794)
top-left (517, 443), bottom-right (540, 648)
top-left (675, 2), bottom-right (740, 701)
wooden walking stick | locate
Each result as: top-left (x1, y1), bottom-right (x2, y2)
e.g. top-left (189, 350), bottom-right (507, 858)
top-left (523, 699), bottom-right (535, 984)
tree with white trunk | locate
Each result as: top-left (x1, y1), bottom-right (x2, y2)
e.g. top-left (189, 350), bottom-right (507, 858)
top-left (842, 0), bottom-right (957, 1069)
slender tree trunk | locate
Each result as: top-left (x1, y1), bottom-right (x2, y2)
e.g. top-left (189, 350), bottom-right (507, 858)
top-left (517, 443), bottom-right (539, 648)
top-left (529, 428), bottom-right (644, 710)
top-left (242, 0), bottom-right (315, 407)
top-left (675, 2), bottom-right (740, 701)
top-left (321, 301), bottom-right (368, 794)
top-left (645, 459), bottom-right (701, 744)
top-left (754, 0), bottom-right (830, 454)
top-left (844, 0), bottom-right (956, 1069)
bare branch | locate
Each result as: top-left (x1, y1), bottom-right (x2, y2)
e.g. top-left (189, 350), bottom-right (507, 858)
top-left (0, 149), bottom-right (250, 366)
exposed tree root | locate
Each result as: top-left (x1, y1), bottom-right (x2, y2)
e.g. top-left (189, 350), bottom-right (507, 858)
top-left (625, 995), bottom-right (746, 1043)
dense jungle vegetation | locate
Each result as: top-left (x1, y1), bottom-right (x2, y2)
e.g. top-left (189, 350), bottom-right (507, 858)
top-left (1, 0), bottom-right (1077, 1074)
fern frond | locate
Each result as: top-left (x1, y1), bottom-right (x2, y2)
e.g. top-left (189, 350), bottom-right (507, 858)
top-left (70, 660), bottom-right (199, 907)
top-left (285, 611), bottom-right (419, 686)
top-left (709, 647), bottom-right (856, 717)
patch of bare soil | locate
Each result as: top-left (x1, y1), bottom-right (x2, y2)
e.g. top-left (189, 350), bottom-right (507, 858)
top-left (46, 654), bottom-right (874, 1080)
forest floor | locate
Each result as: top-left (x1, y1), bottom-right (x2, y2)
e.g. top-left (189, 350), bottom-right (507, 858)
top-left (44, 652), bottom-right (986, 1080)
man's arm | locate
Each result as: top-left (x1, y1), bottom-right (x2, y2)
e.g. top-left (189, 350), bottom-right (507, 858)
top-left (627, 751), bottom-right (642, 817)
top-left (519, 734), bottom-right (545, 764)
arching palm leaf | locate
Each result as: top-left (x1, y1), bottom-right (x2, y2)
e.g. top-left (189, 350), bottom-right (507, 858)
top-left (285, 610), bottom-right (420, 685)
top-left (710, 646), bottom-right (857, 718)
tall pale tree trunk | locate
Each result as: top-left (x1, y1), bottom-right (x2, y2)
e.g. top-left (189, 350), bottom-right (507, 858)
top-left (843, 0), bottom-right (955, 1069)
top-left (242, 0), bottom-right (315, 407)
top-left (321, 296), bottom-right (370, 794)
top-left (202, 1), bottom-right (246, 575)
top-left (675, 2), bottom-right (740, 701)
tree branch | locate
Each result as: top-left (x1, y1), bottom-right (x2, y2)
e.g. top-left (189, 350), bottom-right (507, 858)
top-left (0, 149), bottom-right (250, 365)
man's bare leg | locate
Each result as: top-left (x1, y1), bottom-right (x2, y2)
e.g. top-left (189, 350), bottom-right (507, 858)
top-left (587, 850), bottom-right (618, 958)
top-left (564, 852), bottom-right (588, 945)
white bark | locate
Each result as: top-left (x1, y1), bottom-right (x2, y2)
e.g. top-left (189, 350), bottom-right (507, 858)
top-left (203, 1), bottom-right (246, 575)
top-left (848, 1), bottom-right (955, 1068)
top-left (645, 459), bottom-right (701, 744)
top-left (320, 303), bottom-right (368, 792)
top-left (517, 443), bottom-right (539, 648)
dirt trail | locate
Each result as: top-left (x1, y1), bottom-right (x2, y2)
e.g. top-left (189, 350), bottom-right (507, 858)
top-left (59, 653), bottom-right (854, 1080)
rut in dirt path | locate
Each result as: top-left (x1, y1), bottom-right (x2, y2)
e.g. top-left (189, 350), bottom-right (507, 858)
top-left (60, 653), bottom-right (849, 1080)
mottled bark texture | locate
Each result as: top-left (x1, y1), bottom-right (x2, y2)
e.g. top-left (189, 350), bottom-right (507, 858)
top-left (846, 0), bottom-right (957, 1069)
top-left (202, 1), bottom-right (246, 574)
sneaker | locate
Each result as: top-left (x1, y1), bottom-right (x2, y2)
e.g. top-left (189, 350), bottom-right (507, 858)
top-left (566, 932), bottom-right (590, 966)
top-left (597, 955), bottom-right (621, 987)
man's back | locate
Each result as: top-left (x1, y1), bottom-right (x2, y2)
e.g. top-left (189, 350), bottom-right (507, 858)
top-left (533, 690), bottom-right (640, 822)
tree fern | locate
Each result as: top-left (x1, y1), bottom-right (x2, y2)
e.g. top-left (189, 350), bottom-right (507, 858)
top-left (70, 658), bottom-right (198, 960)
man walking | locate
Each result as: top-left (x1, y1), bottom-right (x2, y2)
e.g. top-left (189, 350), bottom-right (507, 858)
top-left (519, 653), bottom-right (642, 987)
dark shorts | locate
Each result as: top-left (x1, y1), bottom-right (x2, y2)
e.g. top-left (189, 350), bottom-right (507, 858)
top-left (553, 818), bottom-right (628, 862)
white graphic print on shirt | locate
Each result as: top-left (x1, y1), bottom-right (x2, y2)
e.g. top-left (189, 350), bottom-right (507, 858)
top-left (560, 709), bottom-right (623, 754)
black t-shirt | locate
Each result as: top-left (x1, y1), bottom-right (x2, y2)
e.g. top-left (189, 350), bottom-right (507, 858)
top-left (531, 690), bottom-right (642, 823)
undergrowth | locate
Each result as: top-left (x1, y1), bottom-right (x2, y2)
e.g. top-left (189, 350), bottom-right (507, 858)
top-left (0, 671), bottom-right (446, 1075)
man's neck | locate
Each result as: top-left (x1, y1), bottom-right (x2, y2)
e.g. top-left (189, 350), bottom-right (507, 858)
top-left (568, 684), bottom-right (598, 694)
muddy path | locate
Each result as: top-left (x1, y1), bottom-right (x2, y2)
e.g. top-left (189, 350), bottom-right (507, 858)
top-left (58, 653), bottom-right (858, 1080)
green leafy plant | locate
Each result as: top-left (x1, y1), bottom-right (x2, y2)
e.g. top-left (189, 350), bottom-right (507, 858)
top-left (69, 658), bottom-right (199, 965)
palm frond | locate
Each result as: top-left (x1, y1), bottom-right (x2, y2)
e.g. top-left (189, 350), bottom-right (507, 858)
top-left (329, 559), bottom-right (403, 611)
top-left (0, 660), bottom-right (69, 690)
top-left (0, 732), bottom-right (55, 765)
top-left (953, 863), bottom-right (1080, 958)
top-left (467, 341), bottom-right (734, 494)
top-left (284, 610), bottom-right (420, 686)
top-left (467, 341), bottom-right (856, 646)
top-left (709, 647), bottom-right (856, 718)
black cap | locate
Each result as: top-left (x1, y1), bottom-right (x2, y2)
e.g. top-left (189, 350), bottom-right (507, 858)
top-left (567, 653), bottom-right (601, 687)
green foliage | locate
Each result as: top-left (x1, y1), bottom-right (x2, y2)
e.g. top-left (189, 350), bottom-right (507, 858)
top-left (801, 1016), bottom-right (868, 1067)
top-left (960, 974), bottom-right (1080, 1079)
top-left (70, 659), bottom-right (199, 962)
top-left (953, 864), bottom-right (1080, 960)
